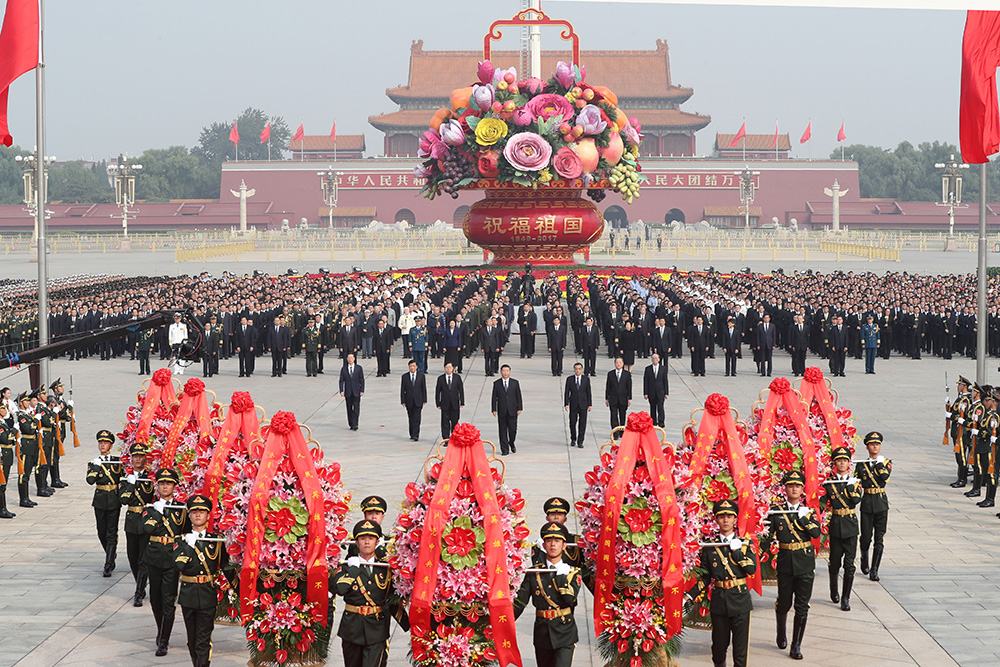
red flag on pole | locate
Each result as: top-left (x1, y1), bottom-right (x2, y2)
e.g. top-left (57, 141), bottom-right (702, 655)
top-left (728, 122), bottom-right (746, 148)
top-left (228, 122), bottom-right (239, 145)
top-left (0, 0), bottom-right (40, 147)
top-left (800, 121), bottom-right (812, 144)
top-left (293, 123), bottom-right (304, 142)
top-left (770, 121), bottom-right (779, 149)
top-left (837, 121), bottom-right (847, 142)
top-left (960, 10), bottom-right (1000, 163)
top-left (260, 123), bottom-right (271, 144)
top-left (330, 121), bottom-right (336, 142)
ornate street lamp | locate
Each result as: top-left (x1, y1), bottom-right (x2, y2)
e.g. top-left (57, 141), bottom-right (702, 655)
top-left (935, 154), bottom-right (969, 237)
top-left (318, 167), bottom-right (343, 229)
top-left (14, 152), bottom-right (55, 242)
top-left (106, 159), bottom-right (142, 238)
top-left (734, 166), bottom-right (760, 229)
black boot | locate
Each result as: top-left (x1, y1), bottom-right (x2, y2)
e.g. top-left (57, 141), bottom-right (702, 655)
top-left (103, 544), bottom-right (116, 577)
top-left (841, 574), bottom-right (854, 611)
top-left (829, 566), bottom-right (840, 603)
top-left (860, 549), bottom-right (870, 574)
top-left (156, 615), bottom-right (172, 656)
top-left (0, 486), bottom-right (14, 519)
top-left (51, 459), bottom-right (68, 488)
top-left (789, 614), bottom-right (807, 660)
top-left (775, 610), bottom-right (788, 649)
top-left (133, 570), bottom-right (147, 607)
top-left (35, 470), bottom-right (53, 497)
top-left (869, 547), bottom-right (883, 582)
top-left (18, 480), bottom-right (36, 508)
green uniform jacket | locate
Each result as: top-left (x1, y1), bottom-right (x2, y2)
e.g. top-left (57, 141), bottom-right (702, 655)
top-left (304, 327), bottom-right (320, 352)
top-left (975, 410), bottom-right (1000, 454)
top-left (16, 412), bottom-right (39, 457)
top-left (173, 533), bottom-right (229, 610)
top-left (141, 504), bottom-right (190, 569)
top-left (687, 537), bottom-right (757, 616)
top-left (822, 477), bottom-right (862, 539)
top-left (856, 459), bottom-right (891, 513)
top-left (332, 560), bottom-right (408, 646)
top-left (513, 554), bottom-right (582, 650)
top-left (37, 406), bottom-right (57, 450)
top-left (951, 393), bottom-right (972, 440)
top-left (965, 400), bottom-right (985, 449)
top-left (86, 459), bottom-right (124, 510)
top-left (119, 473), bottom-right (156, 533)
top-left (768, 503), bottom-right (820, 576)
top-left (137, 329), bottom-right (155, 351)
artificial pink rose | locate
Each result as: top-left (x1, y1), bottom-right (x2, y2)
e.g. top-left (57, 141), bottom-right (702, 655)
top-left (525, 94), bottom-right (575, 123)
top-left (503, 132), bottom-right (552, 172)
top-left (520, 77), bottom-right (547, 95)
top-left (552, 146), bottom-right (584, 180)
top-left (477, 151), bottom-right (500, 178)
top-left (511, 108), bottom-right (533, 127)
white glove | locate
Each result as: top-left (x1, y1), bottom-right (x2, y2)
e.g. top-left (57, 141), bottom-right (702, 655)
top-left (958, 418), bottom-right (966, 424)
top-left (847, 476), bottom-right (860, 485)
top-left (554, 562), bottom-right (572, 576)
top-left (536, 538), bottom-right (545, 550)
top-left (126, 473), bottom-right (137, 484)
top-left (184, 533), bottom-right (198, 548)
top-left (972, 428), bottom-right (980, 435)
top-left (91, 458), bottom-right (102, 466)
top-left (992, 437), bottom-right (998, 444)
top-left (876, 455), bottom-right (885, 464)
top-left (946, 411), bottom-right (953, 419)
top-left (729, 537), bottom-right (744, 551)
top-left (68, 399), bottom-right (74, 407)
top-left (797, 506), bottom-right (810, 519)
top-left (346, 556), bottom-right (362, 568)
top-left (153, 499), bottom-right (166, 513)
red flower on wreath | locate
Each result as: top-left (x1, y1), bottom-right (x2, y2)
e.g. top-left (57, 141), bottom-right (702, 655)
top-left (443, 525), bottom-right (477, 556)
top-left (706, 479), bottom-right (732, 502)
top-left (183, 377), bottom-right (205, 396)
top-left (624, 507), bottom-right (653, 533)
top-left (266, 507), bottom-right (296, 538)
top-left (705, 393), bottom-right (730, 416)
top-left (448, 423), bottom-right (481, 448)
top-left (803, 367), bottom-right (824, 384)
top-left (626, 411), bottom-right (654, 433)
top-left (269, 411), bottom-right (296, 435)
top-left (775, 448), bottom-right (798, 471)
top-left (152, 368), bottom-right (172, 386)
top-left (769, 377), bottom-right (791, 394)
top-left (230, 391), bottom-right (254, 414)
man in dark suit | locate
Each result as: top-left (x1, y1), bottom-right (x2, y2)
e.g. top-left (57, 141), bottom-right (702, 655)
top-left (828, 315), bottom-right (849, 376)
top-left (267, 316), bottom-right (291, 377)
top-left (518, 303), bottom-right (537, 358)
top-left (686, 315), bottom-right (710, 377)
top-left (581, 316), bottom-right (600, 377)
top-left (481, 317), bottom-right (503, 376)
top-left (788, 313), bottom-right (809, 376)
top-left (564, 363), bottom-right (592, 448)
top-left (400, 360), bottom-right (426, 441)
top-left (605, 357), bottom-right (632, 440)
top-left (338, 315), bottom-right (360, 366)
top-left (652, 317), bottom-right (671, 358)
top-left (642, 353), bottom-right (669, 428)
top-left (435, 362), bottom-right (465, 440)
top-left (756, 313), bottom-right (777, 377)
top-left (547, 316), bottom-right (568, 377)
top-left (338, 353), bottom-right (364, 431)
top-left (491, 364), bottom-right (523, 455)
top-left (235, 316), bottom-right (257, 377)
top-left (720, 317), bottom-right (742, 377)
top-left (373, 320), bottom-right (392, 377)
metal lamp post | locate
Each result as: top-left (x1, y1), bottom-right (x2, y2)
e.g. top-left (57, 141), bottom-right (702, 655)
top-left (934, 154), bottom-right (970, 237)
top-left (107, 159), bottom-right (141, 249)
top-left (318, 167), bottom-right (342, 229)
top-left (735, 166), bottom-right (760, 230)
top-left (14, 153), bottom-right (54, 252)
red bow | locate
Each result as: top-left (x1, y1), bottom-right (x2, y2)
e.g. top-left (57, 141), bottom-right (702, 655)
top-left (136, 369), bottom-right (177, 444)
top-left (201, 392), bottom-right (260, 530)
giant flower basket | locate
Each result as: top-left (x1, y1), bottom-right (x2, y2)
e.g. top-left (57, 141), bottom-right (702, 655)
top-left (391, 423), bottom-right (529, 667)
top-left (226, 411), bottom-right (351, 667)
top-left (415, 10), bottom-right (645, 265)
top-left (675, 394), bottom-right (771, 628)
top-left (576, 412), bottom-right (686, 667)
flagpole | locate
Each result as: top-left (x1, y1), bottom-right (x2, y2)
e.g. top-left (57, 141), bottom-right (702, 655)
top-left (841, 118), bottom-right (845, 162)
top-left (36, 0), bottom-right (50, 386)
top-left (808, 117), bottom-right (812, 161)
top-left (742, 116), bottom-right (746, 163)
top-left (334, 118), bottom-right (337, 163)
top-left (775, 117), bottom-right (778, 162)
top-left (267, 136), bottom-right (270, 162)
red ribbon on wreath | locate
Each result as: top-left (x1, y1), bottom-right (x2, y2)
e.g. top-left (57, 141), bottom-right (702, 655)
top-left (798, 367), bottom-right (845, 452)
top-left (201, 391), bottom-right (260, 530)
top-left (240, 411), bottom-right (329, 626)
top-left (161, 378), bottom-right (213, 469)
top-left (409, 423), bottom-right (522, 667)
top-left (593, 411), bottom-right (684, 639)
top-left (687, 393), bottom-right (762, 594)
top-left (135, 368), bottom-right (177, 444)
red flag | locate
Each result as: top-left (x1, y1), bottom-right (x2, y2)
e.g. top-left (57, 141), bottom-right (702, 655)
top-left (330, 121), bottom-right (336, 142)
top-left (293, 123), bottom-right (304, 142)
top-left (800, 121), bottom-right (812, 144)
top-left (727, 122), bottom-right (746, 148)
top-left (837, 121), bottom-right (847, 142)
top-left (770, 122), bottom-right (779, 149)
top-left (260, 122), bottom-right (271, 144)
top-left (0, 0), bottom-right (40, 147)
top-left (960, 11), bottom-right (1000, 164)
top-left (228, 122), bottom-right (239, 145)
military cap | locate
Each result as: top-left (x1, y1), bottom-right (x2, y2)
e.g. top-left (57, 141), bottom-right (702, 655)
top-left (984, 386), bottom-right (996, 401)
top-left (831, 446), bottom-right (852, 461)
top-left (185, 494), bottom-right (213, 513)
top-left (958, 375), bottom-right (971, 387)
top-left (29, 387), bottom-right (43, 399)
top-left (156, 468), bottom-right (180, 484)
top-left (712, 498), bottom-right (739, 516)
top-left (360, 495), bottom-right (387, 513)
top-left (352, 519), bottom-right (382, 539)
top-left (974, 383), bottom-right (985, 397)
top-left (129, 442), bottom-right (151, 456)
top-left (49, 378), bottom-right (62, 390)
top-left (540, 521), bottom-right (569, 542)
top-left (543, 497), bottom-right (570, 514)
top-left (864, 431), bottom-right (883, 445)
top-left (96, 429), bottom-right (115, 443)
top-left (16, 391), bottom-right (29, 404)
top-left (783, 470), bottom-right (806, 486)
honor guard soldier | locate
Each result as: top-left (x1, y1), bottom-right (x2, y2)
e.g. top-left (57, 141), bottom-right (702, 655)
top-left (949, 376), bottom-right (974, 488)
top-left (49, 378), bottom-right (72, 488)
top-left (15, 391), bottom-right (39, 507)
top-left (0, 403), bottom-right (16, 518)
top-left (822, 447), bottom-right (862, 611)
top-left (964, 383), bottom-right (987, 498)
top-left (685, 499), bottom-right (756, 667)
top-left (346, 495), bottom-right (389, 559)
top-left (975, 389), bottom-right (1000, 509)
top-left (533, 497), bottom-right (584, 570)
top-left (36, 394), bottom-right (60, 495)
top-left (514, 522), bottom-right (583, 667)
top-left (87, 430), bottom-right (124, 577)
top-left (856, 431), bottom-right (892, 582)
top-left (173, 494), bottom-right (229, 667)
top-left (332, 519), bottom-right (409, 667)
top-left (120, 442), bottom-right (156, 606)
top-left (142, 467), bottom-right (190, 657)
top-left (770, 470), bottom-right (820, 661)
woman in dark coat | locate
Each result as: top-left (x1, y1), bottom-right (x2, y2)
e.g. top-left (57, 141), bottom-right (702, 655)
top-left (618, 321), bottom-right (638, 371)
top-left (443, 320), bottom-right (463, 371)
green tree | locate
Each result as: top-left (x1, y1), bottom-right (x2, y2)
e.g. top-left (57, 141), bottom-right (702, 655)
top-left (135, 146), bottom-right (214, 201)
top-left (0, 146), bottom-right (31, 205)
top-left (192, 107), bottom-right (291, 197)
top-left (47, 160), bottom-right (112, 204)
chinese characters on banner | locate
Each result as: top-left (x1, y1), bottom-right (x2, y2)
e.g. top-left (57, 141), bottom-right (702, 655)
top-left (331, 172), bottom-right (756, 190)
top-left (482, 214), bottom-right (586, 242)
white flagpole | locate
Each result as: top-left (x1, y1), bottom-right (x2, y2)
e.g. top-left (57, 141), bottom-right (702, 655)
top-left (742, 115), bottom-right (746, 163)
top-left (36, 0), bottom-right (50, 385)
top-left (775, 117), bottom-right (778, 161)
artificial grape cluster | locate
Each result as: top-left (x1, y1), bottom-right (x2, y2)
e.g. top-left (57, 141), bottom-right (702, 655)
top-left (609, 162), bottom-right (640, 203)
top-left (586, 188), bottom-right (607, 203)
top-left (439, 151), bottom-right (477, 199)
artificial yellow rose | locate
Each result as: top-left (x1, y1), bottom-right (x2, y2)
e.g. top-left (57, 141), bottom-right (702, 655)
top-left (538, 168), bottom-right (553, 184)
top-left (475, 118), bottom-right (509, 146)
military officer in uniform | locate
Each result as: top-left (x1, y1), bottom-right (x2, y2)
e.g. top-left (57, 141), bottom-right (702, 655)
top-left (304, 319), bottom-right (321, 377)
top-left (770, 470), bottom-right (820, 661)
top-left (16, 391), bottom-right (40, 507)
top-left (0, 403), bottom-right (16, 518)
top-left (332, 519), bottom-right (409, 667)
top-left (974, 389), bottom-right (1000, 509)
top-left (173, 494), bottom-right (228, 667)
top-left (861, 314), bottom-right (880, 374)
top-left (685, 499), bottom-right (756, 667)
top-left (137, 327), bottom-right (155, 375)
top-left (34, 389), bottom-right (57, 497)
top-left (963, 383), bottom-right (986, 498)
top-left (514, 521), bottom-right (583, 667)
top-left (822, 446), bottom-right (862, 611)
top-left (346, 495), bottom-right (389, 560)
top-left (49, 378), bottom-right (72, 488)
top-left (142, 468), bottom-right (190, 657)
top-left (87, 430), bottom-right (124, 576)
top-left (533, 497), bottom-right (584, 569)
top-left (856, 431), bottom-right (891, 582)
top-left (120, 442), bottom-right (156, 606)
top-left (949, 376), bottom-right (974, 488)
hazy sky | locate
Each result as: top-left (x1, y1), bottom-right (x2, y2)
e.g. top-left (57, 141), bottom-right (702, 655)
top-left (1, 1), bottom-right (967, 161)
